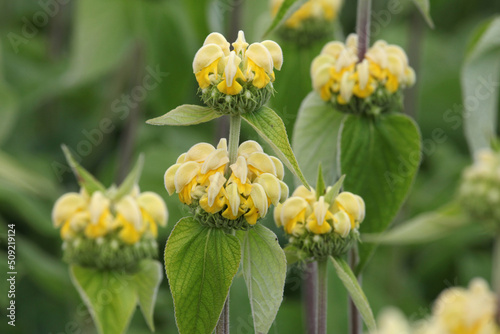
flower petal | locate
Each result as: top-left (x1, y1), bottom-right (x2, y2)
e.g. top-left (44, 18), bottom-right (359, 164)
top-left (313, 196), bottom-right (329, 226)
top-left (52, 192), bottom-right (86, 227)
top-left (185, 142), bottom-right (216, 162)
top-left (89, 191), bottom-right (110, 224)
top-left (116, 195), bottom-right (143, 230)
top-left (232, 30), bottom-right (249, 56)
top-left (247, 152), bottom-right (276, 175)
top-left (230, 156), bottom-right (248, 183)
top-left (255, 173), bottom-right (281, 205)
top-left (164, 163), bottom-right (181, 195)
top-left (250, 183), bottom-right (269, 217)
top-left (333, 210), bottom-right (351, 237)
top-left (174, 161), bottom-right (200, 193)
top-left (137, 191), bottom-right (168, 227)
top-left (201, 149), bottom-right (229, 174)
top-left (225, 183), bottom-right (241, 217)
top-left (207, 172), bottom-right (226, 207)
top-left (238, 140), bottom-right (263, 158)
top-left (321, 41), bottom-right (345, 58)
top-left (335, 191), bottom-right (363, 221)
top-left (246, 43), bottom-right (274, 74)
top-left (279, 181), bottom-right (289, 203)
top-left (261, 40), bottom-right (283, 70)
top-left (204, 32), bottom-right (230, 56)
top-left (193, 44), bottom-right (224, 73)
top-left (281, 197), bottom-right (308, 227)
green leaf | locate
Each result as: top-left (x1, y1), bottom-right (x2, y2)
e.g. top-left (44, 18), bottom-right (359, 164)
top-left (292, 92), bottom-right (344, 187)
top-left (132, 260), bottom-right (163, 331)
top-left (263, 0), bottom-right (308, 37)
top-left (242, 106), bottom-right (310, 189)
top-left (362, 202), bottom-right (469, 245)
top-left (316, 164), bottom-right (326, 200)
top-left (461, 17), bottom-right (500, 155)
top-left (165, 217), bottom-right (241, 334)
top-left (410, 0), bottom-right (434, 28)
top-left (146, 105), bottom-right (223, 126)
top-left (236, 225), bottom-right (287, 334)
top-left (65, 0), bottom-right (133, 85)
top-left (330, 256), bottom-right (377, 332)
top-left (339, 114), bottom-right (421, 274)
top-left (70, 260), bottom-right (163, 334)
top-left (324, 174), bottom-right (345, 205)
top-left (114, 154), bottom-right (144, 201)
top-left (62, 145), bottom-right (107, 195)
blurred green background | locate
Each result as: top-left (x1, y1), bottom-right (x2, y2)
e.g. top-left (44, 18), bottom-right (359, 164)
top-left (1, 0), bottom-right (500, 333)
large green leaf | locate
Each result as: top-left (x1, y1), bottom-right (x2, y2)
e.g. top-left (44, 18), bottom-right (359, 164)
top-left (242, 106), bottom-right (310, 188)
top-left (330, 256), bottom-right (376, 332)
top-left (132, 260), bottom-right (163, 331)
top-left (362, 202), bottom-right (468, 245)
top-left (263, 0), bottom-right (308, 37)
top-left (165, 217), bottom-right (241, 334)
top-left (236, 225), bottom-right (287, 334)
top-left (461, 17), bottom-right (500, 155)
top-left (65, 0), bottom-right (133, 85)
top-left (410, 0), bottom-right (434, 28)
top-left (70, 260), bottom-right (163, 334)
top-left (293, 92), bottom-right (344, 187)
top-left (146, 105), bottom-right (222, 126)
top-left (62, 145), bottom-right (107, 195)
top-left (339, 114), bottom-right (421, 274)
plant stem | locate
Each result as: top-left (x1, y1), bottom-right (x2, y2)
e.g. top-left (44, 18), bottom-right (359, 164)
top-left (493, 234), bottom-right (500, 325)
top-left (356, 0), bottom-right (372, 61)
top-left (349, 247), bottom-right (362, 334)
top-left (317, 259), bottom-right (328, 334)
top-left (304, 261), bottom-right (318, 334)
top-left (216, 296), bottom-right (230, 334)
top-left (228, 114), bottom-right (241, 165)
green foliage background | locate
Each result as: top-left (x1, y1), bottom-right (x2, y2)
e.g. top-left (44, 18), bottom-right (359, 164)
top-left (0, 0), bottom-right (499, 333)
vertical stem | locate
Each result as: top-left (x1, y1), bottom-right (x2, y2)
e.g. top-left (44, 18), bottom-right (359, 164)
top-left (216, 115), bottom-right (241, 333)
top-left (317, 259), bottom-right (328, 334)
top-left (228, 115), bottom-right (241, 165)
top-left (304, 261), bottom-right (318, 334)
top-left (356, 0), bottom-right (372, 61)
top-left (216, 297), bottom-right (230, 334)
top-left (349, 248), bottom-right (362, 334)
top-left (493, 234), bottom-right (500, 325)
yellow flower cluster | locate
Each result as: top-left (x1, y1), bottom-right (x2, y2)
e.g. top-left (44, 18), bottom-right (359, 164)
top-left (193, 30), bottom-right (283, 96)
top-left (274, 185), bottom-right (365, 236)
top-left (52, 186), bottom-right (167, 245)
top-left (311, 34), bottom-right (415, 104)
top-left (164, 139), bottom-right (288, 225)
top-left (416, 278), bottom-right (500, 334)
top-left (271, 0), bottom-right (343, 29)
top-left (372, 279), bottom-right (500, 334)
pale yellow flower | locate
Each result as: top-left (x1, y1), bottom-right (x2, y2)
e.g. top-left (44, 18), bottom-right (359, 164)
top-left (311, 34), bottom-right (415, 104)
top-left (165, 139), bottom-right (287, 225)
top-left (275, 185), bottom-right (365, 236)
top-left (52, 186), bottom-right (167, 244)
top-left (193, 31), bottom-right (283, 95)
